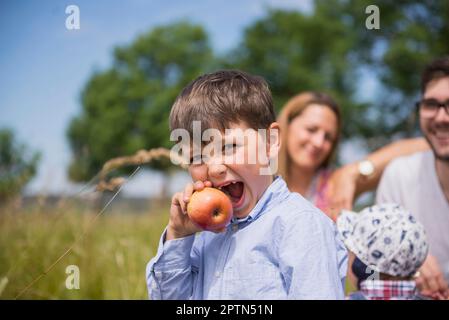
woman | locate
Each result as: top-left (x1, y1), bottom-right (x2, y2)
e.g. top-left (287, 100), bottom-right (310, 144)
top-left (277, 91), bottom-right (429, 220)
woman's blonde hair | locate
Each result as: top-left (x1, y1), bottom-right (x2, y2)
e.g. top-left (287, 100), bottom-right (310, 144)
top-left (277, 92), bottom-right (342, 186)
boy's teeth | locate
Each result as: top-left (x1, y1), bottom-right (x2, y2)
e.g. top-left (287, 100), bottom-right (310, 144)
top-left (218, 181), bottom-right (237, 189)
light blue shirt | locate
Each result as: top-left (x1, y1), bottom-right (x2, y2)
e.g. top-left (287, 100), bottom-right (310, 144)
top-left (146, 176), bottom-right (348, 299)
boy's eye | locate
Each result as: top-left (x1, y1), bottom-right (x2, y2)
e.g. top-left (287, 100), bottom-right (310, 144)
top-left (306, 127), bottom-right (317, 134)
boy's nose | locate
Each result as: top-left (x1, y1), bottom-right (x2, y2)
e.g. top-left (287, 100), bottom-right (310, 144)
top-left (208, 162), bottom-right (227, 179)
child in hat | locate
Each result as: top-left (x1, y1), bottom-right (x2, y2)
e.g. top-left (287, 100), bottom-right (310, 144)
top-left (337, 203), bottom-right (429, 300)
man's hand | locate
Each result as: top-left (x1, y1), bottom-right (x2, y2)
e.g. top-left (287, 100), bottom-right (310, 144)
top-left (416, 255), bottom-right (449, 300)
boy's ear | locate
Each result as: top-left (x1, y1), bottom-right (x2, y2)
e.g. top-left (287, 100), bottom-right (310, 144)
top-left (267, 122), bottom-right (281, 160)
top-left (258, 122), bottom-right (280, 176)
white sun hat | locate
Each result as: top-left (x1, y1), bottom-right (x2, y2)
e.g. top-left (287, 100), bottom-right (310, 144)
top-left (337, 203), bottom-right (429, 277)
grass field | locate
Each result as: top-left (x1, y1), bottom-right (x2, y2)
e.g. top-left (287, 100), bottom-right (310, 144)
top-left (0, 199), bottom-right (169, 299)
top-left (0, 197), bottom-right (355, 299)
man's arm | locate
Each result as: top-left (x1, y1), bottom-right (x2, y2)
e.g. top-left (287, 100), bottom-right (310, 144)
top-left (416, 255), bottom-right (449, 300)
top-left (327, 137), bottom-right (429, 214)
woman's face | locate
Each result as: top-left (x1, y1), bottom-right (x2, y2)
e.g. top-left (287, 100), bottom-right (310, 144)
top-left (287, 104), bottom-right (338, 172)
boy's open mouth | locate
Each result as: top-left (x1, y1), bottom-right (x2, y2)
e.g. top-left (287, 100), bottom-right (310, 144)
top-left (218, 181), bottom-right (245, 208)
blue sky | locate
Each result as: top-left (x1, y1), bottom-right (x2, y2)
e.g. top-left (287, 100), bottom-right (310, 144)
top-left (1, 0), bottom-right (370, 197)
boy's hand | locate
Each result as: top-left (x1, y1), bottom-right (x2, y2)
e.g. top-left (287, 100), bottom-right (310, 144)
top-left (166, 180), bottom-right (213, 241)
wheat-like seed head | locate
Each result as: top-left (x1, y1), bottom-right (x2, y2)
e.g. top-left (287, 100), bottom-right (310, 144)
top-left (96, 147), bottom-right (187, 192)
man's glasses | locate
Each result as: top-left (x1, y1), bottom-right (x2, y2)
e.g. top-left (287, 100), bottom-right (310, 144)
top-left (416, 99), bottom-right (449, 118)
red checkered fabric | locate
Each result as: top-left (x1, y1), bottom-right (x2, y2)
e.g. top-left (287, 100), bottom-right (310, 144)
top-left (360, 280), bottom-right (417, 300)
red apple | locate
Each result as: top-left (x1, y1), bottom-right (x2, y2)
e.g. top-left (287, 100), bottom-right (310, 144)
top-left (187, 187), bottom-right (233, 231)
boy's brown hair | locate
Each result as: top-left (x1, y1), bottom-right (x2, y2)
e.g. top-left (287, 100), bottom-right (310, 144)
top-left (169, 70), bottom-right (276, 134)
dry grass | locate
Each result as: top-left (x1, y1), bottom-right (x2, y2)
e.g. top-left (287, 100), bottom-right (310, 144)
top-left (0, 147), bottom-right (182, 299)
top-left (0, 201), bottom-right (357, 299)
top-left (0, 201), bottom-right (169, 299)
top-left (96, 148), bottom-right (187, 192)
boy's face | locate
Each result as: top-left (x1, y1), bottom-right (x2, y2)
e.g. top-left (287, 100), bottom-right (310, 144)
top-left (187, 121), bottom-right (280, 219)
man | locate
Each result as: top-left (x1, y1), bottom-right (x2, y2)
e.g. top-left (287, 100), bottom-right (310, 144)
top-left (376, 56), bottom-right (449, 299)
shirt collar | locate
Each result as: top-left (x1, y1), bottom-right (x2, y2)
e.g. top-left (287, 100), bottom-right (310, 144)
top-left (360, 279), bottom-right (417, 300)
top-left (230, 176), bottom-right (290, 225)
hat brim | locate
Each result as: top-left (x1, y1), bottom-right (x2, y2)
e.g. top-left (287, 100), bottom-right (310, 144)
top-left (336, 209), bottom-right (359, 254)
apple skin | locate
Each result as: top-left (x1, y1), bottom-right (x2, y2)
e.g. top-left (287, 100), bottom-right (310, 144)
top-left (187, 187), bottom-right (233, 231)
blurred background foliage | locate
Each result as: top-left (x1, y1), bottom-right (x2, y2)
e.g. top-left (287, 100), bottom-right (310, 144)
top-left (66, 0), bottom-right (449, 184)
top-left (0, 128), bottom-right (40, 202)
top-left (67, 22), bottom-right (216, 181)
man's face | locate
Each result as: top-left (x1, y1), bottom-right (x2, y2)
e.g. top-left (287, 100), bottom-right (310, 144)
top-left (187, 121), bottom-right (280, 219)
top-left (420, 77), bottom-right (449, 161)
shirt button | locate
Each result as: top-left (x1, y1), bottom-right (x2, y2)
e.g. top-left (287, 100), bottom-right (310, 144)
top-left (232, 224), bottom-right (238, 231)
top-left (215, 271), bottom-right (221, 278)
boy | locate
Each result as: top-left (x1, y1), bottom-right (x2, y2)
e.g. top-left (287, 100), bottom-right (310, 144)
top-left (337, 203), bottom-right (429, 300)
top-left (146, 70), bottom-right (347, 299)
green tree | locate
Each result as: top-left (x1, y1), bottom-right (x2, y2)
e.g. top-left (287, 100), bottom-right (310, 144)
top-left (314, 0), bottom-right (449, 142)
top-left (68, 2), bottom-right (448, 183)
top-left (226, 1), bottom-right (448, 146)
top-left (0, 128), bottom-right (40, 202)
top-left (67, 22), bottom-right (215, 182)
top-left (225, 8), bottom-right (367, 140)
